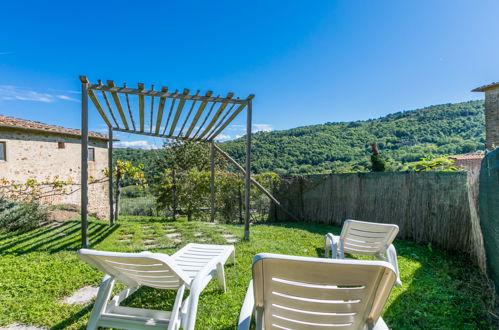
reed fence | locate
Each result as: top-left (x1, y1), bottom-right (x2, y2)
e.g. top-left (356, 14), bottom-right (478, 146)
top-left (270, 171), bottom-right (487, 272)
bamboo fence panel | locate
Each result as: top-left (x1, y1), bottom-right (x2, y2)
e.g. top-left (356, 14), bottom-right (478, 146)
top-left (271, 172), bottom-right (486, 270)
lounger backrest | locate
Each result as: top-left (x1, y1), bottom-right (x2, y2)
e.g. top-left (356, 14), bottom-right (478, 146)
top-left (252, 253), bottom-right (396, 329)
top-left (340, 219), bottom-right (399, 256)
top-left (78, 249), bottom-right (191, 289)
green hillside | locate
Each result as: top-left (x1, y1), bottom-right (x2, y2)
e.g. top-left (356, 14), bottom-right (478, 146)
top-left (114, 100), bottom-right (485, 174)
top-left (220, 100), bottom-right (485, 174)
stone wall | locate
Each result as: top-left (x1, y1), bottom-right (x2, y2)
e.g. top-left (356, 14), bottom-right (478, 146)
top-left (485, 89), bottom-right (499, 150)
top-left (0, 127), bottom-right (109, 218)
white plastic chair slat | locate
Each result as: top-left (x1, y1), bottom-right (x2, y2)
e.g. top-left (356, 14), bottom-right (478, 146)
top-left (345, 238), bottom-right (384, 245)
top-left (269, 292), bottom-right (363, 314)
top-left (270, 280), bottom-right (368, 301)
top-left (269, 304), bottom-right (357, 326)
top-left (270, 313), bottom-right (353, 329)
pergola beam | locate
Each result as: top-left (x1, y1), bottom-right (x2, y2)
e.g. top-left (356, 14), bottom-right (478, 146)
top-left (87, 84), bottom-right (247, 104)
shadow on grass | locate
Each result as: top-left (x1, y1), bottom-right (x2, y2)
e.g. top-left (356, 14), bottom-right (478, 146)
top-left (51, 304), bottom-right (92, 330)
top-left (0, 220), bottom-right (119, 256)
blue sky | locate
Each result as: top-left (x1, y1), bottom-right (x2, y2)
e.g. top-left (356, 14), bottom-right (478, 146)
top-left (0, 0), bottom-right (498, 148)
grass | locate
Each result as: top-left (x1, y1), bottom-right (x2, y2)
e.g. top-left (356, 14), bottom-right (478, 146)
top-left (0, 216), bottom-right (495, 329)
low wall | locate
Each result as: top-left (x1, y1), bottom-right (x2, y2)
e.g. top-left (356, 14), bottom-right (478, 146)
top-left (270, 172), bottom-right (486, 272)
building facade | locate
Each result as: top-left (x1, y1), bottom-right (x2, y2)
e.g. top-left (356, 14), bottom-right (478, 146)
top-left (0, 115), bottom-right (110, 218)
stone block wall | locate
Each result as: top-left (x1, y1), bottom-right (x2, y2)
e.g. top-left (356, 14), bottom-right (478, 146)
top-left (0, 127), bottom-right (109, 218)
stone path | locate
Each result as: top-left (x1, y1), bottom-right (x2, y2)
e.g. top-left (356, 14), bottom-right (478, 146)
top-left (221, 233), bottom-right (238, 243)
top-left (0, 324), bottom-right (46, 330)
top-left (61, 286), bottom-right (99, 305)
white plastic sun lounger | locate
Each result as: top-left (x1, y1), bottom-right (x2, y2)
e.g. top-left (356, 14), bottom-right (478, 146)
top-left (238, 253), bottom-right (397, 330)
top-left (78, 243), bottom-right (235, 330)
top-left (325, 219), bottom-right (402, 287)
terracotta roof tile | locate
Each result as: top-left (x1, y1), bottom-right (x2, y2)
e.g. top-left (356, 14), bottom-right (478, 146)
top-left (449, 153), bottom-right (484, 160)
top-left (0, 115), bottom-right (110, 140)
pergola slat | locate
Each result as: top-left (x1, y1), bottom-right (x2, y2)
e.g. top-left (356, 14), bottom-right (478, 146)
top-left (155, 87), bottom-right (168, 134)
top-left (162, 92), bottom-right (177, 135)
top-left (168, 88), bottom-right (190, 137)
top-left (87, 89), bottom-right (112, 127)
top-left (138, 83), bottom-right (145, 132)
top-left (197, 92), bottom-right (234, 140)
top-left (107, 80), bottom-right (129, 130)
top-left (124, 83), bottom-right (136, 131)
top-left (205, 102), bottom-right (237, 140)
top-left (149, 85), bottom-right (155, 133)
top-left (184, 91), bottom-right (213, 138)
top-left (207, 96), bottom-right (253, 140)
top-left (178, 90), bottom-right (200, 137)
top-left (100, 89), bottom-right (120, 129)
top-left (193, 97), bottom-right (218, 139)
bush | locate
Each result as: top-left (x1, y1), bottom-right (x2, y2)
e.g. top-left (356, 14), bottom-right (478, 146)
top-left (0, 198), bottom-right (46, 232)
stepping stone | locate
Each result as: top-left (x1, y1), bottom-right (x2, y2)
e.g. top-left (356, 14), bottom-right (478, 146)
top-left (0, 324), bottom-right (46, 330)
top-left (194, 232), bottom-right (204, 237)
top-left (166, 233), bottom-right (181, 238)
top-left (221, 234), bottom-right (236, 238)
top-left (144, 239), bottom-right (156, 244)
top-left (165, 229), bottom-right (176, 232)
top-left (173, 238), bottom-right (182, 244)
top-left (145, 244), bottom-right (158, 249)
top-left (118, 239), bottom-right (131, 242)
top-left (226, 238), bottom-right (238, 243)
top-left (62, 286), bottom-right (99, 305)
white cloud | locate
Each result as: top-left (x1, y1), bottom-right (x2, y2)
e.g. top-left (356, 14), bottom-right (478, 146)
top-left (56, 94), bottom-right (79, 102)
top-left (228, 124), bottom-right (245, 131)
top-left (215, 134), bottom-right (232, 141)
top-left (227, 123), bottom-right (273, 133)
top-left (115, 140), bottom-right (158, 150)
top-left (0, 85), bottom-right (78, 103)
top-left (252, 123), bottom-right (273, 132)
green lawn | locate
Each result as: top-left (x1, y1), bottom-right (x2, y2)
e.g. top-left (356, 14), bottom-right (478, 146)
top-left (0, 217), bottom-right (495, 329)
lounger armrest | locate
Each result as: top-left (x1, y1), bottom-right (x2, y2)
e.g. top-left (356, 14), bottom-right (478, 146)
top-left (325, 233), bottom-right (340, 259)
top-left (386, 244), bottom-right (402, 287)
top-left (238, 280), bottom-right (255, 330)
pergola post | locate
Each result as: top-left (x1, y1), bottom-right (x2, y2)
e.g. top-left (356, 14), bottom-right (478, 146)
top-left (244, 99), bottom-right (252, 240)
top-left (210, 141), bottom-right (216, 223)
top-left (108, 127), bottom-right (114, 225)
top-left (81, 79), bottom-right (89, 247)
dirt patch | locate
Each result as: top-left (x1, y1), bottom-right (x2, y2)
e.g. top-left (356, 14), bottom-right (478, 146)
top-left (46, 210), bottom-right (80, 222)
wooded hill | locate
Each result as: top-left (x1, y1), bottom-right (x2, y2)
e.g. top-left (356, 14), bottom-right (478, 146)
top-left (114, 100), bottom-right (485, 175)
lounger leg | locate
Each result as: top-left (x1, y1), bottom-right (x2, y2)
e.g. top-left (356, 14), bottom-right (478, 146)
top-left (255, 307), bottom-right (264, 330)
top-left (216, 261), bottom-right (226, 292)
top-left (324, 235), bottom-right (331, 258)
top-left (87, 275), bottom-right (115, 330)
top-left (230, 249), bottom-right (236, 265)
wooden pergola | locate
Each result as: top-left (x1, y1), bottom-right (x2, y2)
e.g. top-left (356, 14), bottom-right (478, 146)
top-left (79, 76), bottom-right (256, 245)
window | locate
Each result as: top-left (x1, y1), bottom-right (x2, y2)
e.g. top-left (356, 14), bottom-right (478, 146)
top-left (58, 142), bottom-right (65, 149)
top-left (0, 142), bottom-right (5, 161)
top-left (88, 147), bottom-right (95, 161)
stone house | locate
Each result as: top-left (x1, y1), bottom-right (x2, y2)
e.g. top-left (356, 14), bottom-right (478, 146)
top-left (448, 153), bottom-right (484, 171)
top-left (0, 115), bottom-right (110, 218)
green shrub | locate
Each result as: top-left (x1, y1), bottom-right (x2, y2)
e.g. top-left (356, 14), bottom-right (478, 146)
top-left (120, 196), bottom-right (160, 217)
top-left (0, 198), bottom-right (46, 232)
